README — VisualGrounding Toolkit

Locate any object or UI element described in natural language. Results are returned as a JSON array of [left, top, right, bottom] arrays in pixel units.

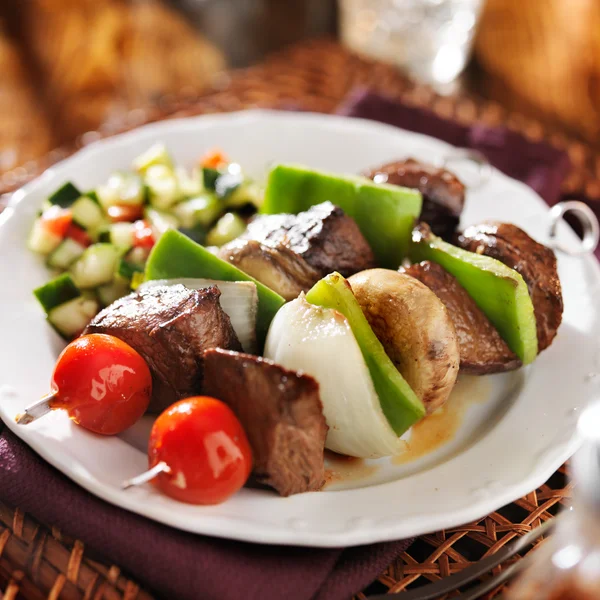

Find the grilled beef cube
[[218, 240, 322, 301], [218, 202, 375, 299], [203, 348, 327, 497], [364, 158, 465, 239], [457, 222, 563, 352], [402, 261, 521, 374], [85, 285, 241, 413]]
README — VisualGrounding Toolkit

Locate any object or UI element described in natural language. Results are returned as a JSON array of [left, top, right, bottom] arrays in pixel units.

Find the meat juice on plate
[[324, 375, 491, 486]]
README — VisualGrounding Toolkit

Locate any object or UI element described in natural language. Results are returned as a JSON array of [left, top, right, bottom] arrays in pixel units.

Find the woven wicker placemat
[[0, 39, 586, 599]]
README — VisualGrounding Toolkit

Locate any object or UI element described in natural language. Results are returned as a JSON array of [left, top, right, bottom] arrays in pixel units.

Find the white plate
[[1, 110, 599, 547]]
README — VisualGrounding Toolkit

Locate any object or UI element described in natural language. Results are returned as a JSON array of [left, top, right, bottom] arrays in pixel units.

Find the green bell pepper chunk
[[306, 272, 425, 436], [261, 164, 422, 268], [409, 225, 538, 364], [145, 229, 285, 346]]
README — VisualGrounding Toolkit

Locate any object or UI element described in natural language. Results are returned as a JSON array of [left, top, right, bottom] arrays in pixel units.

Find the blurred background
[[1, 0, 600, 189]]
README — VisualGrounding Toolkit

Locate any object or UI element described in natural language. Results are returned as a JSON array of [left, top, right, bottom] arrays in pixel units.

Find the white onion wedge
[[141, 278, 258, 354], [264, 296, 405, 458]]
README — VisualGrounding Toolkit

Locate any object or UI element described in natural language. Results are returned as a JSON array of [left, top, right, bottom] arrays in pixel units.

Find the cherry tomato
[[107, 204, 144, 223], [132, 220, 155, 249], [148, 396, 252, 505], [50, 334, 152, 435], [200, 149, 228, 170], [41, 206, 72, 237], [66, 223, 92, 247]]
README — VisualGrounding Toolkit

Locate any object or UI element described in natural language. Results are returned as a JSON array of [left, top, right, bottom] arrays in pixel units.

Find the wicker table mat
[[0, 39, 586, 599]]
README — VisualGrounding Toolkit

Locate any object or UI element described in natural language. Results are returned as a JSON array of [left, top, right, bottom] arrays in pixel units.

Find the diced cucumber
[[48, 295, 99, 339], [27, 219, 63, 255], [175, 166, 203, 198], [206, 213, 246, 247], [106, 222, 134, 250], [70, 244, 121, 288], [34, 273, 81, 312], [224, 180, 263, 209], [48, 182, 81, 208], [97, 277, 131, 307], [215, 170, 243, 200], [202, 167, 220, 191], [85, 190, 100, 203], [71, 195, 104, 230], [145, 207, 179, 236], [132, 143, 173, 174], [145, 165, 181, 210], [173, 195, 221, 228], [47, 238, 87, 270], [96, 172, 145, 209], [118, 258, 144, 280], [127, 246, 150, 267]]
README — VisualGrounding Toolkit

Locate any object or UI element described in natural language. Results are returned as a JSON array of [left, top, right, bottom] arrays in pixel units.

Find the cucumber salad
[[28, 145, 261, 339]]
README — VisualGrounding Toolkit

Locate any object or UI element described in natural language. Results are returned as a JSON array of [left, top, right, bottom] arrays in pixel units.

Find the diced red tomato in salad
[[132, 220, 155, 249], [107, 204, 144, 223], [200, 149, 228, 170], [66, 224, 92, 247], [41, 206, 72, 237]]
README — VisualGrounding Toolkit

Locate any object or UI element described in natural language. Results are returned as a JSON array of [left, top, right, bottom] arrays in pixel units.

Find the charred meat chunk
[[364, 158, 465, 239], [401, 261, 521, 374], [218, 202, 375, 299], [84, 285, 241, 413], [457, 223, 563, 352], [218, 240, 322, 301], [203, 348, 327, 496]]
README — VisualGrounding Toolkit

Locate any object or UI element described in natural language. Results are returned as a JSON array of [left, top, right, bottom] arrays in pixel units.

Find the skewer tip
[[15, 393, 55, 426], [121, 461, 171, 490]]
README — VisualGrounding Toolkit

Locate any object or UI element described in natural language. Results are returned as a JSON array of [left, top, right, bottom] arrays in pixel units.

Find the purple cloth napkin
[[0, 90, 578, 600], [0, 423, 408, 600], [338, 88, 572, 207]]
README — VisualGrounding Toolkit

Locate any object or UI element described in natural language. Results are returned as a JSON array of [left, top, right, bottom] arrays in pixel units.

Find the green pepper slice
[[145, 229, 285, 346], [261, 164, 422, 268], [409, 224, 538, 364]]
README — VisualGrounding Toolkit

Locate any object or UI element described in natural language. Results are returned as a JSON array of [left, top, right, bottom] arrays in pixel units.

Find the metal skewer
[[121, 461, 171, 490], [15, 393, 57, 425]]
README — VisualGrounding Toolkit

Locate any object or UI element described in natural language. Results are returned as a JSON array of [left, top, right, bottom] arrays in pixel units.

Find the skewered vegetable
[[264, 296, 407, 458], [17, 334, 152, 435], [123, 396, 252, 505], [261, 164, 422, 267], [145, 229, 285, 345], [348, 269, 459, 414], [305, 273, 425, 436], [409, 223, 538, 364]]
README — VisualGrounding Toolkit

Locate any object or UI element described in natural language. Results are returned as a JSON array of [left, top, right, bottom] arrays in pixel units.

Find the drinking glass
[[338, 0, 486, 86]]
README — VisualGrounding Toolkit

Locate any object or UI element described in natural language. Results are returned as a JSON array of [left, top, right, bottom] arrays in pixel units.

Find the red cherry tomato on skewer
[[50, 334, 152, 434], [41, 206, 72, 237], [24, 334, 152, 435], [147, 396, 252, 505]]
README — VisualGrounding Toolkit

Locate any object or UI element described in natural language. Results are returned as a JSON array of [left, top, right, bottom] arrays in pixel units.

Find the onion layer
[[264, 296, 405, 458]]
